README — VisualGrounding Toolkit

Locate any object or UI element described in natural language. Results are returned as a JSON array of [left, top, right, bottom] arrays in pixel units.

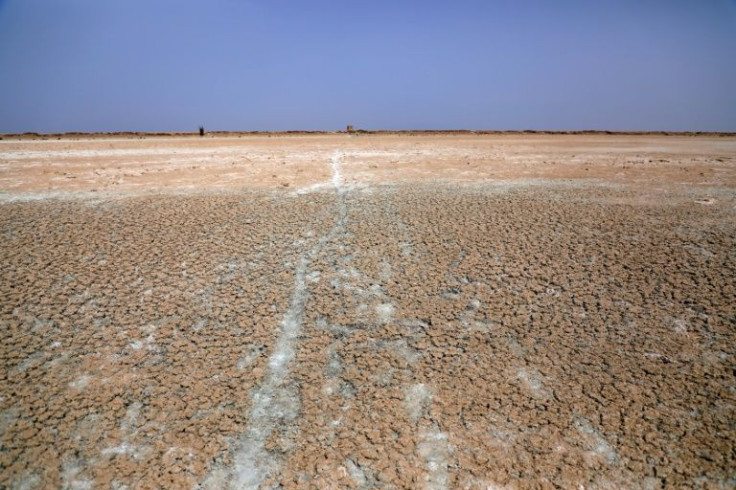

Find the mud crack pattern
[[1, 180, 735, 488]]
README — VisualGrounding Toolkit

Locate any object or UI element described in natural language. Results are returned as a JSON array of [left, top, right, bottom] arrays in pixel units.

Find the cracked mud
[[1, 135, 735, 489]]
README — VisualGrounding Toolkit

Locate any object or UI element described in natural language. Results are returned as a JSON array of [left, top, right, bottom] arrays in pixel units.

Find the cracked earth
[[1, 134, 735, 489]]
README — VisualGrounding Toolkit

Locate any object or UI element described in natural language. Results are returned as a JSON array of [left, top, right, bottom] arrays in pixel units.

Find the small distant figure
[[346, 125, 354, 133], [199, 125, 205, 137]]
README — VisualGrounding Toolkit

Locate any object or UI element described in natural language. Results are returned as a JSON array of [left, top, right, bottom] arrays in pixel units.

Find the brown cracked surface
[[1, 135, 735, 489]]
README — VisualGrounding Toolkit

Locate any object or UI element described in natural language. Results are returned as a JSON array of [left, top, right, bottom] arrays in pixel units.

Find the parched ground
[[1, 134, 735, 489]]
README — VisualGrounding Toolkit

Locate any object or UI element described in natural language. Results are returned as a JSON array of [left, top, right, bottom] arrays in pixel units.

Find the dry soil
[[1, 134, 735, 489]]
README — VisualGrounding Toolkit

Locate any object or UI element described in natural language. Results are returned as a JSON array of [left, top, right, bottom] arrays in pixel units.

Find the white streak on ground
[[517, 367, 552, 401], [375, 303, 395, 324], [574, 416, 619, 465], [404, 383, 433, 423], [100, 443, 150, 460], [292, 182, 331, 195], [61, 454, 93, 490], [417, 430, 451, 490], [227, 152, 347, 489], [404, 383, 452, 489], [331, 152, 343, 190]]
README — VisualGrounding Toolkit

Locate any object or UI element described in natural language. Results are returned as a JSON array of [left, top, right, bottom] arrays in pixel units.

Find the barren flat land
[[1, 134, 735, 489]]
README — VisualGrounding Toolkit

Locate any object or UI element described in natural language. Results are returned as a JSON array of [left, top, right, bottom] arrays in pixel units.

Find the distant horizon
[[2, 0, 735, 133], [4, 128, 736, 137]]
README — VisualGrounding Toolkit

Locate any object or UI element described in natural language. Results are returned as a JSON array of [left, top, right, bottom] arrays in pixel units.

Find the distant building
[[347, 125, 354, 133]]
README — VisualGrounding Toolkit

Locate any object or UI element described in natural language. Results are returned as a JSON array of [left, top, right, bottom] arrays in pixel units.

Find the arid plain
[[1, 134, 735, 489]]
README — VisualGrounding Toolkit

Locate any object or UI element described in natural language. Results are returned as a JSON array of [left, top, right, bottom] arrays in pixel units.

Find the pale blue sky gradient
[[1, 0, 735, 132]]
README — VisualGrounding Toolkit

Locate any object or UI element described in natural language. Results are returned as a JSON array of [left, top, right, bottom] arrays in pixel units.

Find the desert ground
[[0, 133, 734, 489]]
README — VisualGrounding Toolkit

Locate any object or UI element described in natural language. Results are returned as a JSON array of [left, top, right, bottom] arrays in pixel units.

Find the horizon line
[[3, 129, 736, 138]]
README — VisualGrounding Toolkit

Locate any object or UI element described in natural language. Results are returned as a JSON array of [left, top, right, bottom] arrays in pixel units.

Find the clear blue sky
[[1, 0, 735, 132]]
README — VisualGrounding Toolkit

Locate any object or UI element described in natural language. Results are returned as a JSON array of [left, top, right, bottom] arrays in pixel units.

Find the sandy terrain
[[1, 134, 734, 197], [1, 134, 735, 489]]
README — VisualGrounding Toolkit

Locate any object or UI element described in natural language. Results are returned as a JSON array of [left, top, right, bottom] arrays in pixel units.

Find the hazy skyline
[[1, 0, 735, 133]]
